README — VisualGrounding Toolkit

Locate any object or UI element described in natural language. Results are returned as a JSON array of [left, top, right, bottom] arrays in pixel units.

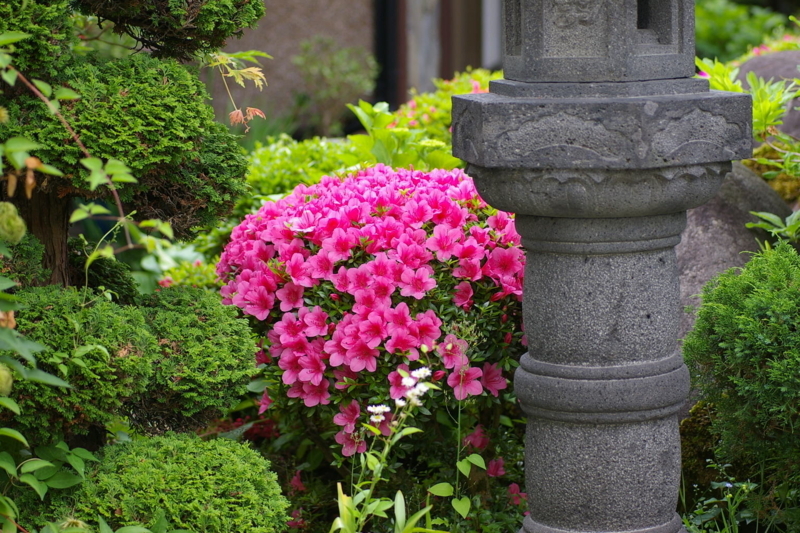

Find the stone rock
[[677, 162, 792, 339], [737, 50, 800, 138]]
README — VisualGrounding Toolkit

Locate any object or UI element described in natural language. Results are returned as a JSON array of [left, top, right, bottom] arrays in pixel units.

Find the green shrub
[[131, 287, 256, 433], [683, 242, 800, 485], [0, 234, 50, 288], [70, 0, 266, 60], [68, 238, 139, 305], [695, 0, 786, 62], [1, 53, 248, 240], [0, 0, 77, 82], [1, 286, 157, 446], [23, 433, 289, 532], [160, 258, 222, 290]]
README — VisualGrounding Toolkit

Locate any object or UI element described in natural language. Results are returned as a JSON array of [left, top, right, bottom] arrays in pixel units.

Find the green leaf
[[427, 483, 454, 497], [73, 344, 109, 360], [43, 471, 82, 489], [34, 445, 66, 462], [37, 163, 63, 176], [0, 397, 19, 415], [32, 79, 52, 98], [466, 453, 486, 470], [246, 378, 269, 393], [70, 447, 99, 463], [4, 137, 40, 152], [54, 87, 80, 100], [19, 367, 70, 387], [451, 496, 471, 519], [65, 453, 85, 477], [104, 159, 131, 175], [0, 428, 28, 447], [115, 526, 152, 533], [97, 517, 114, 533], [0, 452, 16, 478], [1, 69, 17, 87], [19, 473, 47, 500], [0, 32, 30, 47], [455, 458, 471, 477], [20, 459, 54, 474], [0, 277, 16, 292], [80, 157, 103, 172]]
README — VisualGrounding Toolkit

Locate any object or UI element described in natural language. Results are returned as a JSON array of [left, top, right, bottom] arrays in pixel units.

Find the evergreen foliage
[[1, 53, 248, 239], [70, 0, 266, 60], [131, 286, 256, 433], [684, 242, 800, 486], [0, 234, 50, 288], [1, 286, 157, 446], [22, 433, 289, 532], [68, 238, 139, 305]]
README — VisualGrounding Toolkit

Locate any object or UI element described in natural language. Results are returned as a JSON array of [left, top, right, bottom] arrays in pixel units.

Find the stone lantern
[[452, 1, 751, 533]]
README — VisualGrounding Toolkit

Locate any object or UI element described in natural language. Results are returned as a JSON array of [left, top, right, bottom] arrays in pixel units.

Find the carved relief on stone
[[551, 0, 605, 29]]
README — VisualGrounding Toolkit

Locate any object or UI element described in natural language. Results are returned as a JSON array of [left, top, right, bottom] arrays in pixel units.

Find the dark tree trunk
[[12, 190, 71, 286]]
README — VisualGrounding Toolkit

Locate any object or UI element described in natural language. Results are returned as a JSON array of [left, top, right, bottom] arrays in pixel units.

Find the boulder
[[736, 50, 800, 138], [677, 162, 792, 339]]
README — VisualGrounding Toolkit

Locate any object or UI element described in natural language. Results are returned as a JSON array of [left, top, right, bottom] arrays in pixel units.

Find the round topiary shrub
[[130, 286, 256, 433], [24, 432, 289, 532], [683, 242, 800, 485], [71, 0, 266, 60], [1, 286, 157, 446], [0, 52, 248, 240]]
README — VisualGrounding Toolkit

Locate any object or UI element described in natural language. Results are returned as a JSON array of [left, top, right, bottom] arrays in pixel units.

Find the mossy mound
[[21, 433, 289, 532], [1, 286, 157, 446], [0, 53, 248, 240], [129, 286, 256, 433]]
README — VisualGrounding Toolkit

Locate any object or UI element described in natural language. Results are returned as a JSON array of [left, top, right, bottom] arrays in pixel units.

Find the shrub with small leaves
[[70, 0, 266, 60], [68, 238, 139, 305], [0, 233, 50, 288], [684, 242, 800, 486], [1, 286, 157, 446], [130, 286, 257, 433], [21, 432, 289, 533]]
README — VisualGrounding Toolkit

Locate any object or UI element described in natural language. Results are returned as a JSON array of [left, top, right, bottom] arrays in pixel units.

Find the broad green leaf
[[54, 87, 80, 100], [427, 483, 454, 497], [70, 447, 99, 462], [455, 458, 471, 477], [74, 344, 109, 360], [110, 173, 137, 184], [0, 278, 16, 291], [37, 163, 63, 176], [44, 471, 82, 489], [365, 451, 379, 472], [0, 32, 30, 47], [115, 527, 152, 533], [246, 378, 269, 393], [80, 157, 103, 172], [19, 473, 47, 500], [97, 517, 114, 533], [32, 465, 58, 480], [65, 453, 85, 477], [4, 137, 40, 152], [32, 79, 52, 98], [19, 367, 70, 388], [0, 428, 28, 447], [20, 459, 54, 474], [451, 496, 471, 519], [466, 453, 486, 470], [88, 169, 108, 190], [104, 159, 130, 174], [0, 452, 16, 478], [394, 491, 406, 532], [1, 69, 17, 87], [0, 397, 19, 415]]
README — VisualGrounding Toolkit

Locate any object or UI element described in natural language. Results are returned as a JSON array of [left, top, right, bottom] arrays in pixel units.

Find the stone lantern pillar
[[452, 2, 751, 533]]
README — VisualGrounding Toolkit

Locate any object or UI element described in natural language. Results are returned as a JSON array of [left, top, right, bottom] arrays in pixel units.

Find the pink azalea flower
[[485, 247, 524, 279], [333, 368, 359, 390], [487, 457, 506, 477], [359, 311, 389, 348], [274, 313, 307, 347], [335, 429, 367, 457], [400, 266, 437, 299], [243, 286, 275, 320], [453, 281, 474, 309], [307, 250, 336, 279], [346, 340, 380, 372], [333, 400, 361, 433], [278, 350, 303, 385], [388, 364, 412, 399], [437, 334, 469, 369], [426, 225, 463, 261], [481, 362, 508, 397], [299, 380, 331, 407], [276, 282, 304, 312], [463, 425, 489, 450], [321, 227, 358, 261], [447, 364, 483, 400], [285, 253, 314, 287], [508, 483, 527, 506], [301, 306, 329, 337], [290, 470, 306, 493], [258, 390, 273, 414], [385, 302, 413, 336], [453, 258, 483, 281], [298, 353, 326, 386]]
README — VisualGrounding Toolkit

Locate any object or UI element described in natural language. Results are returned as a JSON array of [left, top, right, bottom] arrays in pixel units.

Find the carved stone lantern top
[[502, 0, 695, 83]]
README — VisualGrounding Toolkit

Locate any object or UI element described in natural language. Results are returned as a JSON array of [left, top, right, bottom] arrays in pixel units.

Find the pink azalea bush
[[217, 164, 525, 467]]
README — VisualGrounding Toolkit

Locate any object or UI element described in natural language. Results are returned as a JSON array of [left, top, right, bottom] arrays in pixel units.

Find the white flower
[[401, 376, 417, 388], [411, 367, 431, 379], [395, 398, 407, 407], [367, 404, 391, 414], [370, 414, 385, 424]]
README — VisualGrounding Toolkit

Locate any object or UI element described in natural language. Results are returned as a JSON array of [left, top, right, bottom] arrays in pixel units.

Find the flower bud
[[0, 364, 13, 396], [432, 370, 446, 382], [0, 202, 26, 244]]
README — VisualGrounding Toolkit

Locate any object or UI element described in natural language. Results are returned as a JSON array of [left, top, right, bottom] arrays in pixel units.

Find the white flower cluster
[[368, 404, 391, 424]]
